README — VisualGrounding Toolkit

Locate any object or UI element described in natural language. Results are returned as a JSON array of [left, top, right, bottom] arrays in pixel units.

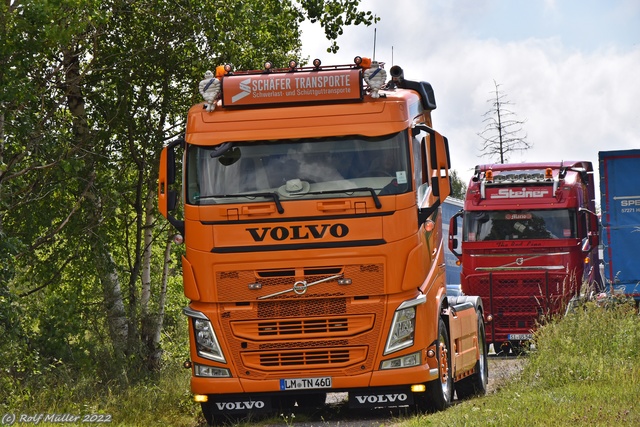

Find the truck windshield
[[186, 132, 411, 205], [463, 209, 577, 241]]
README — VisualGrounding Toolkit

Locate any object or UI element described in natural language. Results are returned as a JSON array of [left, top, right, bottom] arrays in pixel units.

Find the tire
[[418, 318, 454, 412], [455, 313, 488, 399]]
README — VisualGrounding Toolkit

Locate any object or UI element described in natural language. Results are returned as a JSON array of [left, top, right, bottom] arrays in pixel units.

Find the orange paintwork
[[159, 63, 481, 403]]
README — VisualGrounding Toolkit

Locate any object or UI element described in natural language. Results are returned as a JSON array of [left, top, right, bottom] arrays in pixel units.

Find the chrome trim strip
[[182, 306, 208, 320], [476, 266, 566, 271], [470, 252, 570, 258], [257, 274, 342, 300], [397, 293, 427, 310]]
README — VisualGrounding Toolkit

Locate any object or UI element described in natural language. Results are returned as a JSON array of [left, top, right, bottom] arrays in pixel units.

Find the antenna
[[372, 27, 377, 61], [392, 46, 394, 66]]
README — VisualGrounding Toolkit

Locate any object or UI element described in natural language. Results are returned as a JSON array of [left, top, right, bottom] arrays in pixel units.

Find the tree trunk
[[63, 46, 129, 358]]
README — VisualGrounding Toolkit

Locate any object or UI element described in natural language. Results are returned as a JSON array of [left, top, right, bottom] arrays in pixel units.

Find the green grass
[[3, 361, 203, 427], [4, 300, 638, 426], [400, 299, 640, 427]]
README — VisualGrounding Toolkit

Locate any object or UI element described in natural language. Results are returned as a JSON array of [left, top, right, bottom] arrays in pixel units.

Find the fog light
[[194, 394, 208, 403], [194, 363, 231, 378], [380, 351, 421, 370], [411, 384, 426, 393]]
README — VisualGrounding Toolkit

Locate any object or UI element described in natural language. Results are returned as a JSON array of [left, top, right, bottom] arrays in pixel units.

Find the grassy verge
[[400, 299, 640, 426], [3, 361, 202, 427], [4, 300, 638, 426]]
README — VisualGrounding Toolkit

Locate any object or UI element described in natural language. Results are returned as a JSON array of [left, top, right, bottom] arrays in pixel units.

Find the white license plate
[[279, 376, 332, 390], [508, 334, 532, 340]]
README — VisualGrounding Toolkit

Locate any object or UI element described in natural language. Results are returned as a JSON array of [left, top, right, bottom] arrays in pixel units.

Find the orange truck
[[158, 56, 487, 425]]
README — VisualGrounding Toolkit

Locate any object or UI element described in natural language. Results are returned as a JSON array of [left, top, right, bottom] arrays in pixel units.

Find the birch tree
[[478, 80, 531, 164], [0, 0, 377, 385]]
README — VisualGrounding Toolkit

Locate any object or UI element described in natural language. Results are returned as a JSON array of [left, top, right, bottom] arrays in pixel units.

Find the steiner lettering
[[491, 188, 550, 199]]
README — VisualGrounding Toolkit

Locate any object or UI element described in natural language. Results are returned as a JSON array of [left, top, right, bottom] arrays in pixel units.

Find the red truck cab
[[449, 162, 601, 354]]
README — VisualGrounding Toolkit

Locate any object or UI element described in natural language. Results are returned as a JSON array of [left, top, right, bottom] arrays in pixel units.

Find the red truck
[[448, 162, 601, 354]]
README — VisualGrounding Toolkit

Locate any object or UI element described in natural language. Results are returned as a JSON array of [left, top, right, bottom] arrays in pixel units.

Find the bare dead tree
[[477, 80, 531, 164]]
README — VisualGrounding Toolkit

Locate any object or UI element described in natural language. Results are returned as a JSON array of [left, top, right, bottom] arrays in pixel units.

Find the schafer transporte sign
[[221, 69, 363, 106]]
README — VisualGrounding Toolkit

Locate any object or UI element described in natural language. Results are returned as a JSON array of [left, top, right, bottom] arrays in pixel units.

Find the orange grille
[[216, 263, 385, 378], [242, 347, 368, 370], [258, 298, 347, 318], [232, 314, 374, 340], [216, 264, 384, 301]]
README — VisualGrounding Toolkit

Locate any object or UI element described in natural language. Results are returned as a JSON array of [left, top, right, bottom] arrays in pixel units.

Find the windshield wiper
[[196, 192, 284, 214], [306, 187, 382, 209]]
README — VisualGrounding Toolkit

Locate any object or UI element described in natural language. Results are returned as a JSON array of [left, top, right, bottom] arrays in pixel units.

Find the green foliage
[[400, 301, 640, 427], [296, 0, 379, 53], [1, 0, 376, 416], [449, 169, 467, 200], [524, 300, 640, 388]]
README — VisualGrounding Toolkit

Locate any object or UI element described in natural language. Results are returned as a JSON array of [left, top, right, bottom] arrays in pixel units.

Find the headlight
[[383, 294, 426, 355], [380, 351, 422, 370], [184, 307, 226, 363]]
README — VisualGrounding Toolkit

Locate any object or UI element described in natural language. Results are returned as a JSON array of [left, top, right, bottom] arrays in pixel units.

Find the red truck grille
[[465, 272, 577, 340]]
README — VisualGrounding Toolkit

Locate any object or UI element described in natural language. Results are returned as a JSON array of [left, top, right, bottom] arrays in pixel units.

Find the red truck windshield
[[463, 209, 577, 241], [185, 132, 411, 205]]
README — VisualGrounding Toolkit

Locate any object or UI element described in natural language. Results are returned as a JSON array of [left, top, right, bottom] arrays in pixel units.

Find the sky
[[300, 0, 640, 201]]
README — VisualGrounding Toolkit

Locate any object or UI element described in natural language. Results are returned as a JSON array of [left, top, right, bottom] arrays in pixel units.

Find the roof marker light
[[215, 65, 226, 78], [288, 60, 298, 71], [354, 56, 363, 66], [313, 58, 322, 69], [485, 169, 494, 182], [545, 168, 553, 180], [263, 61, 273, 73]]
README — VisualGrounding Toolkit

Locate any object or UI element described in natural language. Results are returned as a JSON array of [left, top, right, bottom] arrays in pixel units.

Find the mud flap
[[348, 386, 414, 409], [206, 394, 273, 414]]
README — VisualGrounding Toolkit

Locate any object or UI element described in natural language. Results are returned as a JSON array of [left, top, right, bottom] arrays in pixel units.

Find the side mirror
[[448, 210, 463, 258], [578, 207, 600, 250], [158, 138, 185, 233]]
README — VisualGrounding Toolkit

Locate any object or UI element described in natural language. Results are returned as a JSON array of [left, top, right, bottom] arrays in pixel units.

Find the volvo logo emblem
[[516, 257, 524, 266], [257, 274, 342, 300], [292, 281, 308, 295]]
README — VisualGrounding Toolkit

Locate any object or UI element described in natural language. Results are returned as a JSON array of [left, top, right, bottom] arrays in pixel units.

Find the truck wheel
[[419, 318, 453, 412], [455, 313, 488, 399]]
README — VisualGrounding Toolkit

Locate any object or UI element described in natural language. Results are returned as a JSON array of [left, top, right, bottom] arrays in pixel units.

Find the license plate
[[508, 333, 532, 340], [279, 377, 332, 390]]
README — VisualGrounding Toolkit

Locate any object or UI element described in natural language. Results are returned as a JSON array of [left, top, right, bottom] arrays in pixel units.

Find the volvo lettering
[[246, 224, 349, 241]]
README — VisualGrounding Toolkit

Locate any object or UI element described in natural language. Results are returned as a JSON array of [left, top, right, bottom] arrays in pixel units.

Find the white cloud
[[300, 0, 640, 197]]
